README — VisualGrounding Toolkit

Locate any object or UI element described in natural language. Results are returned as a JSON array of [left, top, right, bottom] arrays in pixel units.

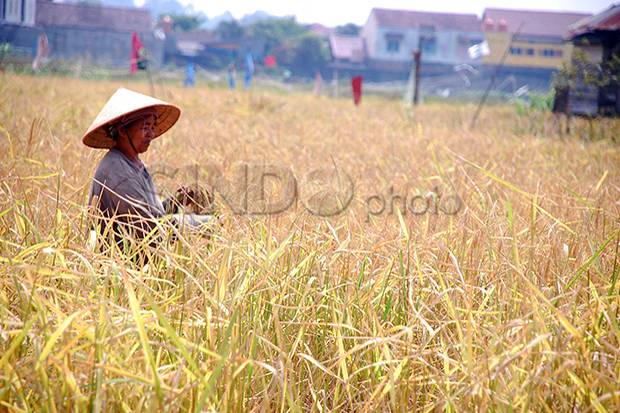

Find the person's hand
[[175, 186, 195, 206], [174, 185, 216, 213]]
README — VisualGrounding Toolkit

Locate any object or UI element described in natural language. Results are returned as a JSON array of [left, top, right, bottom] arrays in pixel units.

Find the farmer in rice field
[[82, 88, 214, 246]]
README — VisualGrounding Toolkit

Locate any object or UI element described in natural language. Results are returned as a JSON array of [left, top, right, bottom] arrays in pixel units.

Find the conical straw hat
[[82, 88, 181, 149]]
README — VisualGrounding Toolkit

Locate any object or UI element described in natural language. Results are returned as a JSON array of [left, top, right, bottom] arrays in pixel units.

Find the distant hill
[[139, 0, 206, 20], [99, 1, 276, 30], [240, 11, 276, 26]]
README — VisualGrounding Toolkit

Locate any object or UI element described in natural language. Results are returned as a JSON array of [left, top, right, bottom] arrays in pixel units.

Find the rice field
[[1, 73, 619, 412]]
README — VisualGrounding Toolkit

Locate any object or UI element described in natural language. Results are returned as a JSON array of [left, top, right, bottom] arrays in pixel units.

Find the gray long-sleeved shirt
[[88, 149, 212, 239], [89, 149, 166, 219]]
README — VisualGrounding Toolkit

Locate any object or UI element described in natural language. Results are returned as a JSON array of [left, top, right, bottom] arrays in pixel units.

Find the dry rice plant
[[0, 73, 619, 412]]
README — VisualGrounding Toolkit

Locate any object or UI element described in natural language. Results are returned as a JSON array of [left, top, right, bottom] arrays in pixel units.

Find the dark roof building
[[29, 0, 163, 68], [36, 0, 151, 32], [2, 1, 163, 69], [168, 29, 240, 67], [568, 3, 620, 38], [566, 4, 620, 116]]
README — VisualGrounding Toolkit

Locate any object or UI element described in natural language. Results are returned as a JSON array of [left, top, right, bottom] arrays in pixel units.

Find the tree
[[335, 23, 361, 36], [553, 49, 620, 90], [216, 20, 244, 40], [163, 13, 206, 32], [247, 17, 308, 55], [287, 34, 329, 77]]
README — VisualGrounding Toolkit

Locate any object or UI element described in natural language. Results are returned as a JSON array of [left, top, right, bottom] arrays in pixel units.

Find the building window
[[4, 0, 21, 22], [24, 0, 34, 25], [420, 34, 437, 55], [387, 39, 400, 52], [1, 0, 5, 20], [510, 47, 522, 55], [385, 33, 403, 53], [419, 25, 437, 55], [526, 48, 534, 56], [540, 48, 562, 57]]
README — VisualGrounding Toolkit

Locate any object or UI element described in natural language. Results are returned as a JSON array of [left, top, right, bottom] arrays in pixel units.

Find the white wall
[[361, 11, 484, 65], [360, 13, 377, 60]]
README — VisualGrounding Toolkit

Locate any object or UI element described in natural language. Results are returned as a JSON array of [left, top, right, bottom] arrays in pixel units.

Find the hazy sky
[[139, 0, 615, 26]]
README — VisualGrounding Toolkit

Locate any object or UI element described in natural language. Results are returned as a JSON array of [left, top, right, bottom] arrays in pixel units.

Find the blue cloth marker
[[184, 63, 195, 87]]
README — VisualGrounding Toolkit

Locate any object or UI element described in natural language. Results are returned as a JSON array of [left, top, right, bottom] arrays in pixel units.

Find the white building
[[360, 8, 483, 65]]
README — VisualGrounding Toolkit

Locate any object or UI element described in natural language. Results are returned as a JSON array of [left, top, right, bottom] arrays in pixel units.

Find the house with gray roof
[[1, 0, 163, 69], [36, 0, 163, 67], [327, 8, 484, 81], [361, 8, 484, 66]]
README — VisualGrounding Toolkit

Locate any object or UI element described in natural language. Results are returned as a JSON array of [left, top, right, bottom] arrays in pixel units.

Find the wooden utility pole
[[413, 49, 422, 105], [470, 23, 524, 128], [332, 68, 339, 99], [146, 62, 156, 97], [138, 46, 156, 97]]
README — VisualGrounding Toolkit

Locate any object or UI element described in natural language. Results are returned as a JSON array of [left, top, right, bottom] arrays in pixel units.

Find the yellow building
[[482, 8, 590, 69]]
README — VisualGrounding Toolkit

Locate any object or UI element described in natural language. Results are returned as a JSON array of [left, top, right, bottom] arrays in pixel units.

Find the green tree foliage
[[277, 34, 329, 77], [216, 20, 245, 40], [247, 17, 309, 55], [554, 48, 620, 89], [335, 23, 361, 36], [163, 13, 206, 32]]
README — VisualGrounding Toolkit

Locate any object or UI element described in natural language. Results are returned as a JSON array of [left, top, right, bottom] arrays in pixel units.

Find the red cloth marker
[[264, 55, 277, 67], [130, 32, 144, 74], [351, 75, 362, 106]]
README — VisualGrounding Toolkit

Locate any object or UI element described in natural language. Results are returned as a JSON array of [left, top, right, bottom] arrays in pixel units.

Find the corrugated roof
[[35, 0, 152, 32], [176, 30, 218, 43], [370, 8, 480, 32], [329, 35, 365, 62], [568, 4, 620, 36], [483, 8, 590, 38]]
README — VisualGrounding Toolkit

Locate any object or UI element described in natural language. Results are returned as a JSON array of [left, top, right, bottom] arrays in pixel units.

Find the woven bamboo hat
[[82, 88, 181, 149]]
